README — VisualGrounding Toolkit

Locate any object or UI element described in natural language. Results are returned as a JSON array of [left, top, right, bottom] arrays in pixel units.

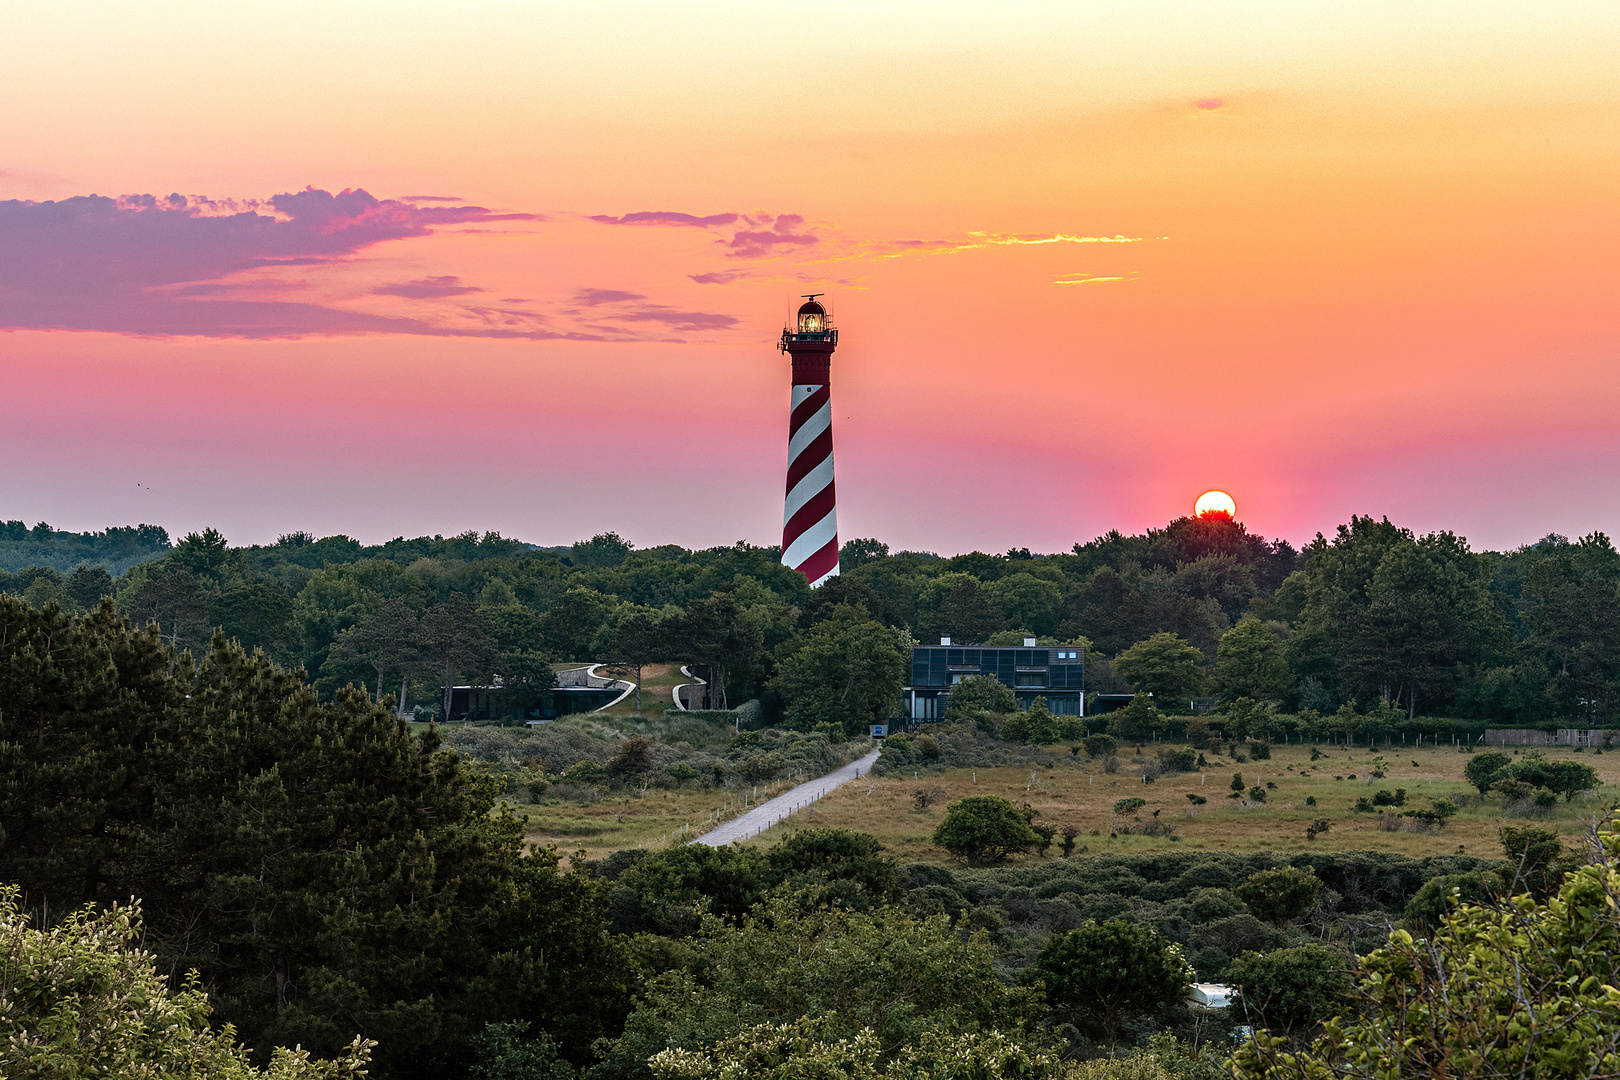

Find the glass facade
[[906, 644, 1084, 721]]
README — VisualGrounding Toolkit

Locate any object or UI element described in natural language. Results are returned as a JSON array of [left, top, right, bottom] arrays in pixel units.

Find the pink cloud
[[373, 275, 484, 299], [723, 213, 819, 259], [0, 187, 544, 338], [569, 287, 738, 332], [575, 288, 646, 305], [689, 270, 749, 284], [590, 210, 739, 227], [1196, 98, 1225, 110]]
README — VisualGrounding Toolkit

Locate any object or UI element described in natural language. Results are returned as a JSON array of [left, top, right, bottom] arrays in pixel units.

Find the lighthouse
[[779, 295, 840, 587]]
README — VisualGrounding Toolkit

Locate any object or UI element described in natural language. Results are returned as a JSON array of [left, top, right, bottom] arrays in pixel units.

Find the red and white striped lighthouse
[[779, 295, 840, 587]]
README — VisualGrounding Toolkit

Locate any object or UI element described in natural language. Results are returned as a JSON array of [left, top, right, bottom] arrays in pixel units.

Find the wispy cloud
[[831, 231, 1158, 265], [374, 275, 483, 299], [973, 232, 1148, 247], [723, 213, 819, 259], [689, 269, 749, 285], [575, 288, 646, 305], [1, 186, 1157, 343], [590, 210, 740, 227], [1053, 272, 1139, 285], [0, 187, 548, 339], [587, 206, 827, 262], [569, 287, 738, 332]]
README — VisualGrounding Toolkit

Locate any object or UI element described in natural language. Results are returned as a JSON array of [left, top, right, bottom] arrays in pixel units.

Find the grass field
[[512, 739, 1620, 865], [765, 742, 1620, 863], [512, 773, 806, 860]]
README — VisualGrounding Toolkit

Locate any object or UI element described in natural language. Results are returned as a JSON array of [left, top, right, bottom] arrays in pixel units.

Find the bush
[[1402, 872, 1492, 934], [607, 736, 654, 778], [1084, 733, 1119, 758], [0, 886, 373, 1079], [648, 1017, 1058, 1080], [1158, 747, 1197, 774], [738, 751, 786, 783], [1226, 944, 1352, 1039], [932, 796, 1042, 864], [1107, 693, 1164, 742], [1235, 866, 1322, 926], [944, 674, 1018, 720], [564, 759, 608, 786], [1231, 814, 1620, 1080], [1021, 918, 1193, 1049]]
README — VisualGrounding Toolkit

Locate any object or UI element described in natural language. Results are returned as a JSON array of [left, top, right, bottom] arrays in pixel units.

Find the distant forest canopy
[[1, 513, 1617, 724], [0, 519, 172, 575]]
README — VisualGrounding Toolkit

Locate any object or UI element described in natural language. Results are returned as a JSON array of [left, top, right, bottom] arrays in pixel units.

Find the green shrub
[[1235, 866, 1322, 926], [1021, 918, 1192, 1049], [1231, 815, 1620, 1080], [0, 886, 373, 1079], [932, 796, 1042, 864]]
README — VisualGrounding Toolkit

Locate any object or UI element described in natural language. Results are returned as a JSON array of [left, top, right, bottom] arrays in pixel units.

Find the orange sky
[[2, 2, 1617, 553]]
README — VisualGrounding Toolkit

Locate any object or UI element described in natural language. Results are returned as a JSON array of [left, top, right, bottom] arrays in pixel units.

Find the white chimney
[[940, 636, 951, 646], [1024, 636, 1037, 647]]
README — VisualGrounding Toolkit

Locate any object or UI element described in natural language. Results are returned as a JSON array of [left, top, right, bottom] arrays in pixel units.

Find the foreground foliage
[[590, 894, 1039, 1080], [0, 885, 372, 1079], [1022, 919, 1193, 1048], [648, 1017, 1057, 1080], [1230, 814, 1620, 1080], [0, 597, 635, 1080]]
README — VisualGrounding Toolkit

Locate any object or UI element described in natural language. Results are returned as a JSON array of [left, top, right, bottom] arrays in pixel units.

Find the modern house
[[904, 636, 1084, 722], [446, 666, 631, 722]]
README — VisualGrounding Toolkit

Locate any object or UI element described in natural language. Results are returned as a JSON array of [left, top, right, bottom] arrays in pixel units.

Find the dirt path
[[693, 747, 883, 847]]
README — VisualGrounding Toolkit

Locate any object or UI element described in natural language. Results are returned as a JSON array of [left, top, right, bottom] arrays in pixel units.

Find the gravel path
[[693, 746, 882, 847]]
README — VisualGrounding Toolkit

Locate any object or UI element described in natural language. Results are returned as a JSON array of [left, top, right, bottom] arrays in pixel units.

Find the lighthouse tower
[[779, 295, 840, 587]]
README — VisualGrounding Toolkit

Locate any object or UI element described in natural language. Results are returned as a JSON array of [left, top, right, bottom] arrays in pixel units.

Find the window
[[1016, 673, 1046, 687]]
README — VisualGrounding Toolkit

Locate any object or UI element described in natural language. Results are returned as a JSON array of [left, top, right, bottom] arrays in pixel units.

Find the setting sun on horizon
[[1195, 491, 1237, 519]]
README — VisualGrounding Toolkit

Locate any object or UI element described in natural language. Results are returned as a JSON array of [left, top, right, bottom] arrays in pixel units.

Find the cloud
[[568, 286, 738, 332], [1196, 98, 1225, 110], [688, 270, 749, 285], [723, 214, 820, 259], [575, 288, 647, 306], [0, 187, 544, 338], [1053, 273, 1135, 285], [373, 275, 483, 299], [969, 232, 1148, 247], [820, 231, 1157, 267], [590, 210, 739, 227], [605, 308, 739, 332]]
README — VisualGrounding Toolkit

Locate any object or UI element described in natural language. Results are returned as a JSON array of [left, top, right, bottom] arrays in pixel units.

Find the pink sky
[[2, 3, 1617, 555]]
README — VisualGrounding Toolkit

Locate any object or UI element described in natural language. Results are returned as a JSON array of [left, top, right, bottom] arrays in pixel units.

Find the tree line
[[3, 511, 1619, 727]]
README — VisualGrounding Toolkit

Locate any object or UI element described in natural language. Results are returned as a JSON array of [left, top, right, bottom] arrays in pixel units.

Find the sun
[[1195, 490, 1236, 519]]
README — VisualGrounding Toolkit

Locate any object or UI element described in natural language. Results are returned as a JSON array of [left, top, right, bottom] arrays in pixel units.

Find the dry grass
[[503, 737, 1620, 865], [720, 742, 1620, 864], [515, 775, 800, 860]]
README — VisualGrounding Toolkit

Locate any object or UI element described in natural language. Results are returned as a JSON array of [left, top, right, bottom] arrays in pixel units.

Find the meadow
[[507, 734, 1620, 864]]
